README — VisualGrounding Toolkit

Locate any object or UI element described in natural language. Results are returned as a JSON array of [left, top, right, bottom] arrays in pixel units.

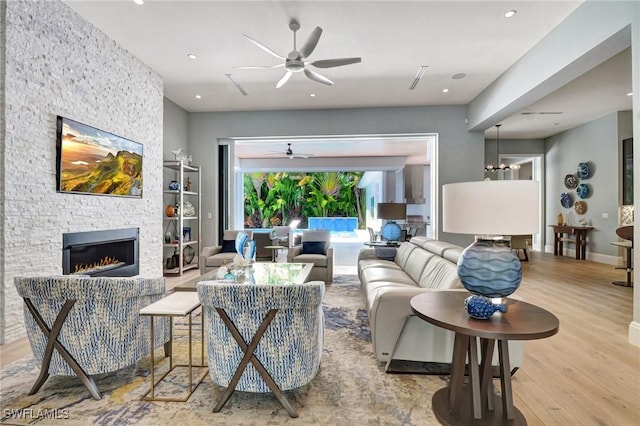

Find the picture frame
[[56, 116, 143, 198], [183, 227, 192, 242]]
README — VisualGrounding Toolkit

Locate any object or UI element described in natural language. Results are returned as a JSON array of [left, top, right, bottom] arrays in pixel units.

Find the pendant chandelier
[[484, 124, 510, 172]]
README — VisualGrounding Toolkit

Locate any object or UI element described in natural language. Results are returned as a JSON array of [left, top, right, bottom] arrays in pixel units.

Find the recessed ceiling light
[[310, 93, 316, 97], [627, 92, 633, 96], [504, 10, 517, 18], [195, 95, 202, 99], [451, 73, 466, 80], [133, 0, 144, 5], [442, 88, 449, 93], [187, 53, 197, 60]]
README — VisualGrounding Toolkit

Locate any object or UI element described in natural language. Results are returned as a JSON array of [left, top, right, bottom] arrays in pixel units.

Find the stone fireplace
[[62, 228, 139, 277]]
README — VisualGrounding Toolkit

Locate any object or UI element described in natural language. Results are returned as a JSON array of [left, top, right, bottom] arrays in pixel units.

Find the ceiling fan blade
[[276, 71, 293, 88], [304, 68, 334, 86], [299, 26, 323, 58], [309, 57, 362, 68], [242, 33, 286, 60], [234, 64, 284, 70]]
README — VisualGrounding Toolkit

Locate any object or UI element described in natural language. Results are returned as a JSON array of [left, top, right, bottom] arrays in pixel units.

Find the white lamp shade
[[443, 180, 540, 236]]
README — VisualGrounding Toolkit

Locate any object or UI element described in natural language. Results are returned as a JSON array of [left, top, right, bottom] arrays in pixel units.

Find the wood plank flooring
[[1, 252, 638, 425]]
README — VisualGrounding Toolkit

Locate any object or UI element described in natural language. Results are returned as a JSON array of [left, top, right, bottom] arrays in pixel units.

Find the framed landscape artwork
[[56, 116, 143, 198]]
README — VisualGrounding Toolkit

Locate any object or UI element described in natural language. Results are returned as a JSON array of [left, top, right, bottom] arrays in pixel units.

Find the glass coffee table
[[173, 262, 313, 292]]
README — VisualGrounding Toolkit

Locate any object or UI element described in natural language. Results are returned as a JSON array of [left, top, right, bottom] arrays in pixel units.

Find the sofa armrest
[[287, 245, 302, 262], [369, 287, 466, 361], [357, 247, 377, 262], [200, 246, 222, 273]]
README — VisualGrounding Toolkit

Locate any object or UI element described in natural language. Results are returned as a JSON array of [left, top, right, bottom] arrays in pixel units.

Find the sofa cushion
[[417, 257, 462, 289], [292, 253, 328, 267], [205, 252, 237, 267], [301, 241, 327, 255], [360, 267, 416, 286], [358, 258, 402, 271], [221, 239, 236, 253], [393, 243, 417, 269], [402, 249, 436, 283]]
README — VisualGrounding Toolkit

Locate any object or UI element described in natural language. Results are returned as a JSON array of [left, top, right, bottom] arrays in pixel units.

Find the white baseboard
[[543, 245, 620, 265], [628, 321, 640, 347]]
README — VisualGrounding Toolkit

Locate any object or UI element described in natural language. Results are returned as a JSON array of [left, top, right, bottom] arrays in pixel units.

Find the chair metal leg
[[24, 298, 102, 400], [213, 308, 298, 418]]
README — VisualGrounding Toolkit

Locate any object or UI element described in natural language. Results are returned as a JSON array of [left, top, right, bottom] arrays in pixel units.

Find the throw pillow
[[221, 239, 236, 253], [301, 241, 326, 255]]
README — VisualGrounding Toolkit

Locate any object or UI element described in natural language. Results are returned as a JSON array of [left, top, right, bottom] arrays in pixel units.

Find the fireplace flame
[[74, 256, 122, 274]]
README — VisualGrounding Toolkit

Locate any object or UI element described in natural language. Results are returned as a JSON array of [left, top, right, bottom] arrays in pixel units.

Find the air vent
[[521, 111, 563, 115]]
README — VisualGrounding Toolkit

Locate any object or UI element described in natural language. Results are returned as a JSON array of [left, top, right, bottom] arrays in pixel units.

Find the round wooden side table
[[410, 291, 559, 425]]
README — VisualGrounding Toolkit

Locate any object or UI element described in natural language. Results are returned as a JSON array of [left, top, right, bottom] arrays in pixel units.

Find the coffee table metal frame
[[139, 292, 208, 402]]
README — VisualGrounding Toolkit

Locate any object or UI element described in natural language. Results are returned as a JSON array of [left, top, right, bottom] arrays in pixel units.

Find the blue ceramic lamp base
[[458, 238, 522, 319]]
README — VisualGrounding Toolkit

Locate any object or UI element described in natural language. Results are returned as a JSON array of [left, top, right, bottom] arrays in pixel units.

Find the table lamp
[[377, 202, 407, 241], [443, 180, 539, 319]]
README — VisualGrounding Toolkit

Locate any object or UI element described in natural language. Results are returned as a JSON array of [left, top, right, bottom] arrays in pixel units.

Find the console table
[[550, 225, 594, 260], [410, 291, 559, 425]]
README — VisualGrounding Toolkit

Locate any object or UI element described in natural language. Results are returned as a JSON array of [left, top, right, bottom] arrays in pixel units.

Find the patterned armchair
[[14, 276, 170, 399], [197, 280, 325, 417], [287, 230, 333, 282]]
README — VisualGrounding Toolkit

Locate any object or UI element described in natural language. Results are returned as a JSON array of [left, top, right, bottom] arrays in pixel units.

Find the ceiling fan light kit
[[236, 19, 361, 88]]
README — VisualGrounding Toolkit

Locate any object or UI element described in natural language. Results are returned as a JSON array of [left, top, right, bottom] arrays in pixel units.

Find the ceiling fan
[[236, 19, 361, 88], [266, 143, 314, 159]]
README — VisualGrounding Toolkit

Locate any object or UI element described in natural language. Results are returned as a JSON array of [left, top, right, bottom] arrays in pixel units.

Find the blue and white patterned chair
[[197, 280, 325, 417], [14, 276, 170, 399]]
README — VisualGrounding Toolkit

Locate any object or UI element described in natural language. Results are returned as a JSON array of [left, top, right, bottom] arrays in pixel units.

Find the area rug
[[0, 275, 445, 425]]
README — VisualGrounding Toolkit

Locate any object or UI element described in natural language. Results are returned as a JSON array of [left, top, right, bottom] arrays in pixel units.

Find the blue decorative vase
[[458, 240, 522, 298], [464, 295, 508, 319], [381, 221, 402, 241], [168, 180, 180, 191]]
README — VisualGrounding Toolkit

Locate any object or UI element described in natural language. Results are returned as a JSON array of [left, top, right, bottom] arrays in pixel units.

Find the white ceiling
[[62, 0, 632, 159]]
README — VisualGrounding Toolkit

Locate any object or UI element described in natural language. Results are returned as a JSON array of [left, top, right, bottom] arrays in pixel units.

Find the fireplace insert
[[62, 228, 139, 277]]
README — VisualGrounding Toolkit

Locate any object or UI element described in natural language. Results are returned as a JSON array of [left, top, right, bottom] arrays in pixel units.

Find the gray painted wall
[[184, 106, 484, 249], [545, 111, 632, 258]]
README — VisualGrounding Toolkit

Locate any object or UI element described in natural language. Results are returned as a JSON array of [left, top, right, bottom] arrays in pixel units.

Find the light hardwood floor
[[1, 252, 638, 424]]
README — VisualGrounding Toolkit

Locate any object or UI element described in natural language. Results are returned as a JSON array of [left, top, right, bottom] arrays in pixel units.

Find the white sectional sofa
[[358, 236, 523, 372]]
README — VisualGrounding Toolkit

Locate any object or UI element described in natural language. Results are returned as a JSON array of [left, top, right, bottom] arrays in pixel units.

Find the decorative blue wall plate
[[577, 162, 592, 179], [577, 183, 590, 199], [560, 192, 573, 208]]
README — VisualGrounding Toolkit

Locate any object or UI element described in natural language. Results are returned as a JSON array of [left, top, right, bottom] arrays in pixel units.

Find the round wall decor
[[560, 192, 573, 208], [575, 201, 587, 215], [576, 183, 591, 199], [577, 162, 592, 179], [564, 174, 578, 189]]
